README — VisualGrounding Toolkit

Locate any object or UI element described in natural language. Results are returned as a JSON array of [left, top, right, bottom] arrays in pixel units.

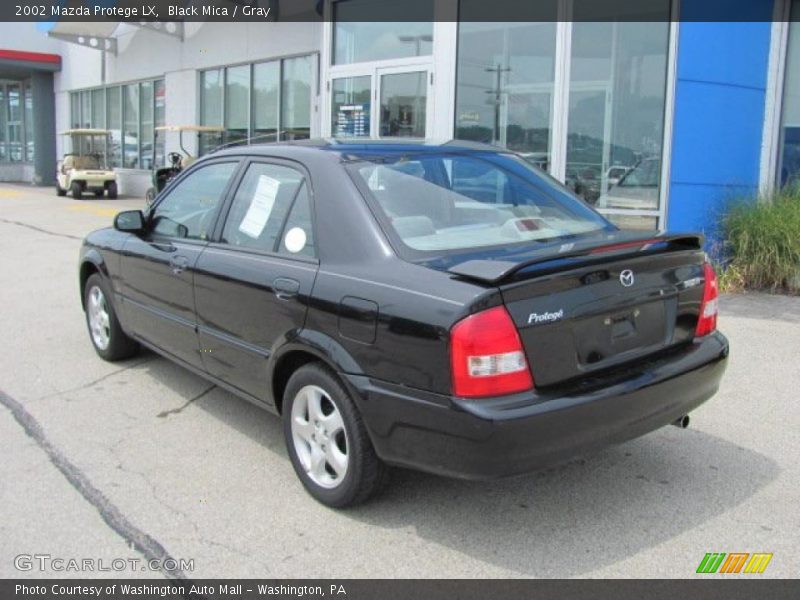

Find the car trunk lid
[[447, 232, 708, 387]]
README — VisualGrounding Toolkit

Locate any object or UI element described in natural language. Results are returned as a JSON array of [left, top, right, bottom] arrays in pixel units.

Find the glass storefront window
[[24, 82, 33, 162], [123, 84, 140, 168], [331, 76, 371, 138], [80, 91, 91, 129], [333, 1, 433, 65], [200, 69, 224, 155], [70, 80, 161, 169], [379, 71, 427, 138], [225, 65, 251, 147], [282, 56, 312, 140], [454, 1, 671, 230], [70, 92, 80, 128], [567, 6, 670, 218], [0, 86, 6, 161], [456, 17, 558, 168], [253, 61, 280, 143], [7, 84, 22, 162], [199, 55, 314, 154], [0, 81, 34, 164], [91, 88, 105, 130], [779, 0, 800, 187], [107, 86, 122, 168], [154, 80, 166, 167], [140, 81, 154, 169]]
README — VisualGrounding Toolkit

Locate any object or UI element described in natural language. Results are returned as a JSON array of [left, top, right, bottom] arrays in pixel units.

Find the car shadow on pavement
[[136, 353, 779, 578], [351, 431, 778, 577]]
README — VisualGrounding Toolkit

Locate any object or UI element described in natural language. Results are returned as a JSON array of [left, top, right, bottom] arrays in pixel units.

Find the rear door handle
[[169, 255, 189, 275], [273, 277, 300, 300]]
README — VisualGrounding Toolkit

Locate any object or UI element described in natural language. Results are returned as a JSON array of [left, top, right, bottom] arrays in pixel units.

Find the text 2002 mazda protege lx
[[79, 141, 728, 507]]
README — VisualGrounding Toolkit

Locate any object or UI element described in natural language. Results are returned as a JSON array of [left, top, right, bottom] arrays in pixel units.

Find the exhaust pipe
[[672, 415, 690, 429]]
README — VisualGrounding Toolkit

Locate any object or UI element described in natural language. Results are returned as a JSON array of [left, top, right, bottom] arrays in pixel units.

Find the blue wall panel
[[667, 0, 774, 242]]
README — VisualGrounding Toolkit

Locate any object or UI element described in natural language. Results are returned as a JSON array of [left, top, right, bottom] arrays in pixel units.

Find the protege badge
[[527, 309, 564, 325]]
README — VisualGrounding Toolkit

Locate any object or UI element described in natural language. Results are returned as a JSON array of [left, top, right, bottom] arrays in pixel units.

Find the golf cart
[[57, 129, 118, 200], [145, 125, 223, 204]]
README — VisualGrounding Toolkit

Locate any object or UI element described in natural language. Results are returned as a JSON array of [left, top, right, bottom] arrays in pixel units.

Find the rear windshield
[[348, 152, 610, 255]]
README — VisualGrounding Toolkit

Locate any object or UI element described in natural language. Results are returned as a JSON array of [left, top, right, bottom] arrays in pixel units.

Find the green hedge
[[722, 185, 800, 293]]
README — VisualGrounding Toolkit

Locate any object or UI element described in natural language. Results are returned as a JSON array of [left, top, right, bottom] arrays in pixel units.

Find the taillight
[[450, 306, 534, 398], [695, 262, 719, 337]]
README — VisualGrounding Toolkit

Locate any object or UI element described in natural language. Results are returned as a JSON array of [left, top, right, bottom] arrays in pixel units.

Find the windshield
[[618, 159, 660, 188], [349, 152, 610, 255]]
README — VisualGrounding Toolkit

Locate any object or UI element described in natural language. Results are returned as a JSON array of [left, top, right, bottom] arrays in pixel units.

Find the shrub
[[722, 185, 800, 293]]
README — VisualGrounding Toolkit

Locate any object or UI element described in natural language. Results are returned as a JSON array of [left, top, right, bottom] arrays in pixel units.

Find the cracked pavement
[[0, 182, 798, 578]]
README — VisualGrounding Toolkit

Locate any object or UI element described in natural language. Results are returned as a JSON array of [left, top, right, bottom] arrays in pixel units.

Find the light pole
[[485, 64, 511, 145]]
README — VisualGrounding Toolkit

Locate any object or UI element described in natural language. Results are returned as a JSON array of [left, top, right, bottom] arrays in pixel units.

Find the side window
[[151, 162, 237, 240], [221, 162, 312, 256], [278, 182, 315, 258]]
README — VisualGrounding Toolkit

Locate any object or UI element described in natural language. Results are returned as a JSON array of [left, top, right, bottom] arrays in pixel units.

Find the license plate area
[[575, 300, 667, 366]]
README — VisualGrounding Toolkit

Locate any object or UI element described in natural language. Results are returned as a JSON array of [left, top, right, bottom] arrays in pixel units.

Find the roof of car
[[208, 138, 509, 161]]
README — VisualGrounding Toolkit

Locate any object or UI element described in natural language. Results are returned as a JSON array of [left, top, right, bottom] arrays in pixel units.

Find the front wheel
[[84, 274, 138, 361], [107, 181, 118, 199], [283, 364, 387, 508], [56, 182, 67, 196]]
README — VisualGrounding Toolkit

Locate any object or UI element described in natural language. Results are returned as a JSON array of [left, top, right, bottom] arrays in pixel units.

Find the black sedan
[[79, 140, 728, 507]]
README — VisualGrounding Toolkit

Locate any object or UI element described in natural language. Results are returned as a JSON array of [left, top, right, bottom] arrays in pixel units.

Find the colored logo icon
[[696, 552, 773, 574]]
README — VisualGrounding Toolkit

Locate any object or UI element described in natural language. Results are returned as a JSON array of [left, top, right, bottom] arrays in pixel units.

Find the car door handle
[[273, 277, 300, 300], [169, 255, 189, 275]]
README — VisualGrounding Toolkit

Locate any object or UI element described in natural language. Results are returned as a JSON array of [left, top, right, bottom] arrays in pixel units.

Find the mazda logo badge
[[620, 269, 635, 287]]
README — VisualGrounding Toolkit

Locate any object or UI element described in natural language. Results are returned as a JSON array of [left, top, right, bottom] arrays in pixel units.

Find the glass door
[[376, 67, 432, 139], [329, 65, 433, 139]]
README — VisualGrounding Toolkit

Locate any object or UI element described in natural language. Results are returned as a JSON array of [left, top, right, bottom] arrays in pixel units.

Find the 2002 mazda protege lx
[[79, 140, 729, 507]]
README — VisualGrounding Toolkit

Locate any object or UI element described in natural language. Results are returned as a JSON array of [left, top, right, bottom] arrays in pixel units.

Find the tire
[[56, 183, 67, 197], [71, 181, 83, 200], [84, 273, 138, 361], [107, 181, 118, 199], [283, 363, 387, 508], [94, 190, 104, 198]]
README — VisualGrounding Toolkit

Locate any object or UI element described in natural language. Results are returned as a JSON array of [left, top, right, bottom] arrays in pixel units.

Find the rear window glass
[[349, 153, 609, 253]]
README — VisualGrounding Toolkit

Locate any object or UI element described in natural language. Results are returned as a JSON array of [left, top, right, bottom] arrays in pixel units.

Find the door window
[[379, 71, 427, 138], [151, 162, 238, 240], [278, 182, 315, 258], [221, 162, 314, 257]]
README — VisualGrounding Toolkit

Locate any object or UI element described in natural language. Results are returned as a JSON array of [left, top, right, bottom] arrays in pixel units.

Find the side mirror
[[114, 210, 145, 233]]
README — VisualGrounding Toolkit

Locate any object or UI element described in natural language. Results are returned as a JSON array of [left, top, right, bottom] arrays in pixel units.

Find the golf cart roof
[[59, 129, 111, 136], [155, 125, 224, 133]]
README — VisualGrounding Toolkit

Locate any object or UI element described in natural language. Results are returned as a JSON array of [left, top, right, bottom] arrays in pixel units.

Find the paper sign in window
[[238, 175, 281, 239]]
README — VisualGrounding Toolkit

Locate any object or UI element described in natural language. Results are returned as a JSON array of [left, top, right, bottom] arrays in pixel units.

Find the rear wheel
[[283, 363, 387, 508], [84, 274, 138, 361], [94, 190, 104, 198], [71, 181, 83, 200], [107, 181, 118, 199]]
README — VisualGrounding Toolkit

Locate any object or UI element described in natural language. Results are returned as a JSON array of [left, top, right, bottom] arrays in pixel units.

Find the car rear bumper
[[344, 331, 728, 480]]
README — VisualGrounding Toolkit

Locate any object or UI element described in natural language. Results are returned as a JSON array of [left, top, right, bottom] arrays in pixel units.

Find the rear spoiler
[[448, 233, 704, 285]]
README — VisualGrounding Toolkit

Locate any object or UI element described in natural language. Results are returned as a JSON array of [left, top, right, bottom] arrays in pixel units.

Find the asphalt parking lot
[[0, 181, 798, 579]]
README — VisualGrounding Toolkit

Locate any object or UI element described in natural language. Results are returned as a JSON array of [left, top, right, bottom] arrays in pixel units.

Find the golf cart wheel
[[56, 183, 66, 197], [107, 182, 118, 199], [94, 190, 104, 198], [71, 181, 83, 200]]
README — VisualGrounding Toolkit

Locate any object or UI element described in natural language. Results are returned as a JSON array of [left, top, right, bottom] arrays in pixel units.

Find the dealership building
[[0, 0, 799, 240]]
